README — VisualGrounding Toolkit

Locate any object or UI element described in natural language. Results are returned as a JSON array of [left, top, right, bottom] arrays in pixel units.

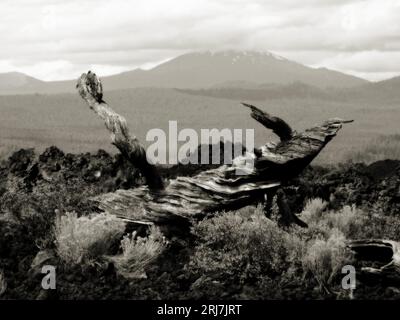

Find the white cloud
[[0, 0, 399, 80]]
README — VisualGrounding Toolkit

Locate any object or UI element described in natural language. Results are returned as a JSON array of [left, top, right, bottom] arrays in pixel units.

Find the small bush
[[55, 212, 126, 265], [323, 205, 362, 237], [109, 226, 168, 279], [302, 203, 362, 239], [302, 229, 353, 292], [301, 198, 327, 223], [187, 205, 297, 284], [187, 202, 364, 298], [351, 211, 400, 241]]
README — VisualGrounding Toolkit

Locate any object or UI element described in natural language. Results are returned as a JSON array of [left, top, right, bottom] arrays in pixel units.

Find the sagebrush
[[54, 212, 126, 265], [108, 226, 168, 279]]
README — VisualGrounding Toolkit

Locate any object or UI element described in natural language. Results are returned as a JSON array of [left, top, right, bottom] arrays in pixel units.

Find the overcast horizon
[[1, 0, 400, 82]]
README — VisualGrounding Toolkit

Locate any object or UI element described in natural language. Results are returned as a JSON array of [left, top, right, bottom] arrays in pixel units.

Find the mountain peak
[[181, 49, 287, 61], [142, 49, 365, 89], [152, 49, 293, 74]]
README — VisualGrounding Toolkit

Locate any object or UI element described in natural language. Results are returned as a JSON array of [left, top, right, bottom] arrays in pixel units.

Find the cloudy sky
[[1, 0, 400, 81]]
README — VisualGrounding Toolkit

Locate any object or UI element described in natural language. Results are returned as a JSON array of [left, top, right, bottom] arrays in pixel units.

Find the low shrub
[[54, 212, 126, 265], [322, 205, 362, 237], [302, 229, 353, 292], [186, 205, 299, 285], [301, 202, 363, 240], [351, 211, 400, 241], [301, 198, 327, 223], [108, 226, 168, 279], [187, 201, 364, 298]]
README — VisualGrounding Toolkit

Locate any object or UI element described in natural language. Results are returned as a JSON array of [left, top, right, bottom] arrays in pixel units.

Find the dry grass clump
[[54, 211, 168, 278], [301, 198, 327, 223], [302, 201, 363, 239], [322, 205, 362, 237], [302, 229, 353, 292], [108, 226, 168, 279], [300, 203, 358, 292], [55, 212, 126, 265]]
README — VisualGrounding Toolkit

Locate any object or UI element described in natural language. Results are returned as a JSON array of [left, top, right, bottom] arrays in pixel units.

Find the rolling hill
[[356, 75, 400, 101], [0, 72, 45, 94], [177, 73, 400, 103]]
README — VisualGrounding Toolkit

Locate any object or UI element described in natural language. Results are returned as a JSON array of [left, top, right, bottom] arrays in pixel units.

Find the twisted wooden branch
[[76, 71, 352, 225], [77, 71, 164, 190], [241, 102, 293, 142]]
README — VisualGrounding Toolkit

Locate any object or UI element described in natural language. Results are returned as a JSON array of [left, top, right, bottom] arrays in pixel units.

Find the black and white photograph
[[0, 0, 400, 309]]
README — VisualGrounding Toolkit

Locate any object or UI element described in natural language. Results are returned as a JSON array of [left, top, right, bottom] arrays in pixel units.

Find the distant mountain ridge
[[0, 72, 44, 91], [0, 50, 369, 95], [178, 73, 400, 102], [178, 82, 332, 101]]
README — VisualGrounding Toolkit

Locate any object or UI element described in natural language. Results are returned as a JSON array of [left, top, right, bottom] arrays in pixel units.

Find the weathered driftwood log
[[76, 71, 164, 190], [349, 239, 400, 284], [77, 71, 352, 226]]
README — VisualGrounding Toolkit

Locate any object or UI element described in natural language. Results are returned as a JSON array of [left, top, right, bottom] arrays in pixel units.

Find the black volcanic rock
[[291, 161, 400, 215], [364, 159, 400, 181], [7, 148, 35, 175], [1, 146, 399, 217]]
